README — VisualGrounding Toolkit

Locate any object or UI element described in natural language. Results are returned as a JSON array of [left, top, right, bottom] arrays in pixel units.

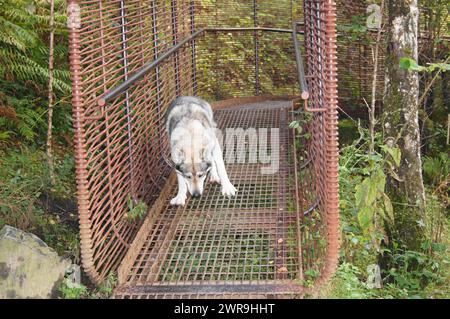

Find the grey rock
[[0, 225, 71, 299], [366, 264, 382, 289], [65, 264, 82, 288]]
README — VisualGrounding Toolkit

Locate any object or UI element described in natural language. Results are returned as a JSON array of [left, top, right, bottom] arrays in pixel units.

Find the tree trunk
[[369, 0, 385, 154], [46, 0, 56, 185], [383, 0, 426, 250]]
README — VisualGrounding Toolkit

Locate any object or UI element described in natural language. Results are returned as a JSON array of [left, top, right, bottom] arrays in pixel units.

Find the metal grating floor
[[114, 101, 305, 298]]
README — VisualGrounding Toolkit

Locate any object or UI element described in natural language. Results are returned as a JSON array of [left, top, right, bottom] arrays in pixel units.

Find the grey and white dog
[[166, 96, 237, 206]]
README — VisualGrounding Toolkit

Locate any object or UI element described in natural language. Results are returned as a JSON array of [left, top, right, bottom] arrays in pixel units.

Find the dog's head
[[171, 134, 213, 198]]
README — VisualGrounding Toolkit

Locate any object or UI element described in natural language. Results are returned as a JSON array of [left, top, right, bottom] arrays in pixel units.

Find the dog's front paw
[[221, 182, 237, 197], [170, 194, 186, 206]]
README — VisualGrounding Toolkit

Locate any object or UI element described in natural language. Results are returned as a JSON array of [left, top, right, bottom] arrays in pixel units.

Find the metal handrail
[[98, 28, 206, 107], [97, 26, 310, 107], [292, 22, 309, 101], [292, 22, 326, 112]]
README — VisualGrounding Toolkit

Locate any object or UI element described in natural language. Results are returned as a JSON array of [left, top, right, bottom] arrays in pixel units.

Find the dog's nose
[[192, 191, 201, 198]]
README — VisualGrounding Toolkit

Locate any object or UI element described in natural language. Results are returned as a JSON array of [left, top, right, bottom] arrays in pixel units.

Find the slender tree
[[383, 0, 426, 250], [46, 0, 56, 185], [368, 0, 385, 154]]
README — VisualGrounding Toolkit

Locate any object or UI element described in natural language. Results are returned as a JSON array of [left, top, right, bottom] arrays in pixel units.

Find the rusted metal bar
[[275, 108, 288, 280], [171, 0, 181, 96], [189, 0, 197, 95], [151, 0, 162, 118], [209, 27, 302, 33], [97, 28, 206, 106], [253, 0, 260, 95], [291, 103, 304, 281], [119, 0, 136, 199], [115, 283, 304, 295], [67, 0, 97, 283], [150, 0, 167, 170]]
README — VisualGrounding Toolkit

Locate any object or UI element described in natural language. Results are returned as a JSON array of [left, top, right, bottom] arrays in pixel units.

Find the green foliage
[[331, 243, 449, 299], [330, 263, 376, 299], [97, 272, 118, 297], [423, 153, 449, 214], [0, 90, 46, 143], [0, 0, 71, 146], [337, 15, 369, 43], [290, 111, 312, 156], [58, 272, 118, 299], [338, 119, 359, 146], [58, 279, 89, 299], [0, 0, 70, 93], [0, 148, 78, 257], [423, 152, 449, 187], [337, 118, 449, 299], [0, 0, 447, 300], [400, 57, 450, 73], [380, 243, 449, 298], [340, 123, 399, 253], [123, 195, 148, 222]]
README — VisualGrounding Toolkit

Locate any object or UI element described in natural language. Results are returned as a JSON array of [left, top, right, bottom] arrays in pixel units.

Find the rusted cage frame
[[98, 27, 309, 107], [68, 0, 340, 297]]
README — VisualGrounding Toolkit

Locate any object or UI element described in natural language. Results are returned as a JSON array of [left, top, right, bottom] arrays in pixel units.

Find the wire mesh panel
[[194, 0, 304, 99], [69, 0, 197, 282], [68, 0, 340, 297]]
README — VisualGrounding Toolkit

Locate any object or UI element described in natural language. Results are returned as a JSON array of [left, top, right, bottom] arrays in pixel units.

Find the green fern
[[0, 0, 71, 145], [0, 94, 45, 142], [0, 0, 70, 94], [423, 153, 450, 186]]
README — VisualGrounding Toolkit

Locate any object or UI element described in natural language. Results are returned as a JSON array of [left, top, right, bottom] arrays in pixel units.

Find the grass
[[0, 147, 79, 259], [58, 272, 118, 299]]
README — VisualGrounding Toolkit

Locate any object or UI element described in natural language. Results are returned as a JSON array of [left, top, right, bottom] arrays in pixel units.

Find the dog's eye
[[197, 172, 204, 178], [185, 174, 192, 179]]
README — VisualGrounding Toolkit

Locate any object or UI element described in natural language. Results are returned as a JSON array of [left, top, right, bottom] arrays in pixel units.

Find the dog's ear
[[200, 147, 207, 160], [172, 147, 185, 162], [201, 142, 214, 160]]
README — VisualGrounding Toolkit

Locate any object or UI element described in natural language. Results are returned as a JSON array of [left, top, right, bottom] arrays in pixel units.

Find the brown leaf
[[277, 267, 288, 273]]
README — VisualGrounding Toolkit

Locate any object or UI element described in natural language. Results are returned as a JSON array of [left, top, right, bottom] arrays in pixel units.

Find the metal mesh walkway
[[114, 101, 305, 298], [69, 0, 341, 297]]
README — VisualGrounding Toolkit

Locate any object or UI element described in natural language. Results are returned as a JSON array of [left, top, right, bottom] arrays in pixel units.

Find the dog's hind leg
[[170, 174, 187, 206], [212, 140, 237, 197]]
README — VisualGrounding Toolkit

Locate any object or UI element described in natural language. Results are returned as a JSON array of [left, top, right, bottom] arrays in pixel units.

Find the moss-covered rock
[[0, 225, 71, 298]]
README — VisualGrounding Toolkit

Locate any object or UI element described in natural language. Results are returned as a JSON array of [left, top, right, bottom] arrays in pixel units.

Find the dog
[[166, 96, 237, 206]]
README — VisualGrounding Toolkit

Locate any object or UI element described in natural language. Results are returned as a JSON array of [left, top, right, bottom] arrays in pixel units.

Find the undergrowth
[[58, 272, 118, 299], [329, 123, 449, 299], [0, 147, 79, 259]]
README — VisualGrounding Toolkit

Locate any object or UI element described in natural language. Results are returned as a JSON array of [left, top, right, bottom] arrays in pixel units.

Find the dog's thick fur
[[166, 96, 236, 206]]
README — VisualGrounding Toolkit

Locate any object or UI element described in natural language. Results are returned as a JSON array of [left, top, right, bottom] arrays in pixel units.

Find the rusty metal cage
[[68, 0, 339, 298]]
